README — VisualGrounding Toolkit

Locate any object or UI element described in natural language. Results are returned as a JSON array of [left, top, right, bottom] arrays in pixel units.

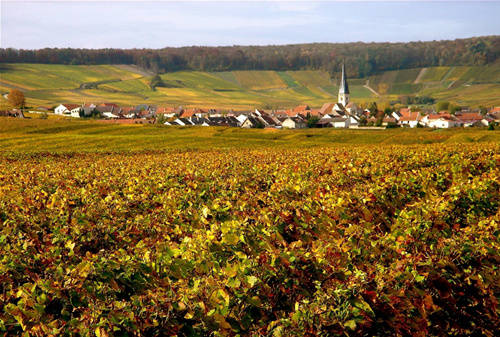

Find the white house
[[331, 117, 350, 128], [103, 112, 120, 119], [281, 117, 306, 129], [456, 112, 490, 127], [172, 118, 194, 126], [55, 104, 81, 117], [235, 114, 248, 125], [420, 113, 459, 128], [399, 111, 421, 128], [316, 117, 350, 128], [348, 115, 359, 127], [392, 111, 402, 121]]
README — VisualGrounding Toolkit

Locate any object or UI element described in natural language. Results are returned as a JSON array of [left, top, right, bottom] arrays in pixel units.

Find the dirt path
[[414, 67, 428, 84], [447, 80, 457, 89], [363, 80, 380, 97]]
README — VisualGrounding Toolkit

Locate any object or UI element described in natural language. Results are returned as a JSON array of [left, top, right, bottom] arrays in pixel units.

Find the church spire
[[339, 62, 349, 95], [338, 62, 350, 106]]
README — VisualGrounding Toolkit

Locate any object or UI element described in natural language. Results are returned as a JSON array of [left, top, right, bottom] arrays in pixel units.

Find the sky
[[1, 1, 499, 49]]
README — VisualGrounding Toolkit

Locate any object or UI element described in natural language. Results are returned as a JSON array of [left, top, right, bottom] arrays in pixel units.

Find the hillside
[[2, 36, 499, 77], [1, 63, 499, 109]]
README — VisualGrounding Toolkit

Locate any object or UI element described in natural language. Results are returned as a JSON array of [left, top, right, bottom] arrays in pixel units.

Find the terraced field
[[1, 63, 499, 109]]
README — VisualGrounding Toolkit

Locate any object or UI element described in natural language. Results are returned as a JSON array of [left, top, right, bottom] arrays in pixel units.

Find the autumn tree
[[7, 89, 25, 109]]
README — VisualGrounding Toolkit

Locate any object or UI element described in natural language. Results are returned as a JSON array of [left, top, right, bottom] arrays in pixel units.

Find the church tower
[[338, 63, 350, 106]]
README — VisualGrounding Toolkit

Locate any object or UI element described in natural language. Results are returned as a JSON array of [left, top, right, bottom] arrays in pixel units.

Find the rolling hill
[[1, 63, 499, 109]]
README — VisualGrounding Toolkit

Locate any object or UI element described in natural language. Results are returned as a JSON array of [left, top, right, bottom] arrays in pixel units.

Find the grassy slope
[[1, 63, 499, 109], [1, 118, 498, 155]]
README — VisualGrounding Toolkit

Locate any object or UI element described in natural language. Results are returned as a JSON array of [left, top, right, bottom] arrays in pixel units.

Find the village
[[7, 64, 500, 129]]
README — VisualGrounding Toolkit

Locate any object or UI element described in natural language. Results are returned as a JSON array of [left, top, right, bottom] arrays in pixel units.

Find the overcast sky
[[1, 1, 499, 49]]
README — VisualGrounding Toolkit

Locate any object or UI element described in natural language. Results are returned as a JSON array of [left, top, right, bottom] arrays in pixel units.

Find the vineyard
[[2, 63, 500, 109], [0, 141, 499, 335]]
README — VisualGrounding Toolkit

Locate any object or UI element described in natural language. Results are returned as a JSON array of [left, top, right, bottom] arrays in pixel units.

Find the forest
[[1, 36, 498, 78]]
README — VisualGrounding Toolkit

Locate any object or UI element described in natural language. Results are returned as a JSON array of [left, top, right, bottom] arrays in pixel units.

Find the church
[[338, 63, 349, 107], [317, 63, 360, 128]]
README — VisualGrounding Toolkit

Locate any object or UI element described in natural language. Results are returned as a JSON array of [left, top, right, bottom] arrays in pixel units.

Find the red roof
[[63, 104, 80, 110], [293, 105, 310, 113], [121, 107, 136, 114], [428, 113, 453, 120], [156, 106, 175, 114], [180, 108, 206, 117], [98, 103, 119, 108], [456, 112, 483, 121], [319, 103, 335, 115], [400, 111, 420, 121], [399, 108, 411, 115]]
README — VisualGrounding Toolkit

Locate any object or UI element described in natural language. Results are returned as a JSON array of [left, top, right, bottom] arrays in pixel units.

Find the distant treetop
[[1, 36, 498, 78]]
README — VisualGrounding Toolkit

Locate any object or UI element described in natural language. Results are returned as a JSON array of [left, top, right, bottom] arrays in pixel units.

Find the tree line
[[0, 36, 498, 78]]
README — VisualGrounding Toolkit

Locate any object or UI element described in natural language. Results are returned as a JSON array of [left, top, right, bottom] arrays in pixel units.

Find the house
[[241, 116, 265, 128], [172, 118, 194, 126], [207, 116, 240, 127], [156, 106, 176, 118], [319, 102, 336, 116], [316, 117, 350, 128], [180, 108, 197, 118], [235, 114, 248, 125], [55, 104, 81, 116], [281, 117, 306, 129], [488, 108, 500, 123], [422, 113, 461, 128], [259, 113, 281, 128], [392, 110, 402, 121], [346, 102, 360, 115], [349, 114, 360, 127], [272, 110, 293, 118], [293, 105, 310, 115], [456, 112, 489, 127], [399, 109, 421, 128], [121, 106, 140, 119], [82, 103, 96, 117], [97, 104, 122, 118], [382, 116, 397, 126], [254, 109, 266, 117], [0, 109, 24, 118], [190, 116, 211, 126]]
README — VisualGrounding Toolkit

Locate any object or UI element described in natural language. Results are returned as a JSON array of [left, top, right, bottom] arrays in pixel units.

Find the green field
[[1, 63, 499, 109]]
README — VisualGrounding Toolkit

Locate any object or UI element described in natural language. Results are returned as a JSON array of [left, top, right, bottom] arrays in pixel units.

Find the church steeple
[[338, 63, 350, 106]]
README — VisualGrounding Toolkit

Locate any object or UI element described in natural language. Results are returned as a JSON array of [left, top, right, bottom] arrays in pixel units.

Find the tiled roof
[[319, 103, 335, 115], [456, 112, 483, 121], [63, 104, 80, 110], [400, 111, 420, 121], [293, 105, 310, 113]]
